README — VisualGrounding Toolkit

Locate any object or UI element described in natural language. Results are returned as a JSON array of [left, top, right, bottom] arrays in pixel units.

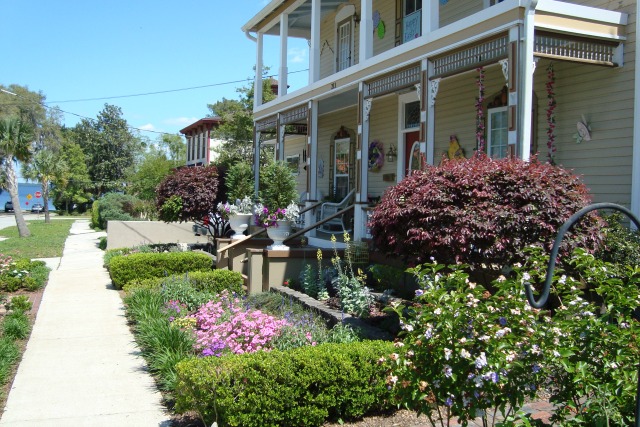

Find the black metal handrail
[[524, 202, 640, 426], [283, 205, 354, 243]]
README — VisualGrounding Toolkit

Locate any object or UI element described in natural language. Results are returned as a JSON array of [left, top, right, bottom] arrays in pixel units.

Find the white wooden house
[[242, 0, 635, 247]]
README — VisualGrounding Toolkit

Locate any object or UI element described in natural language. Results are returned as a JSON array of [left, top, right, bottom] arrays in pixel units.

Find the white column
[[354, 83, 370, 242], [254, 131, 261, 199], [254, 32, 264, 110], [426, 60, 437, 166], [518, 1, 538, 160], [423, 0, 439, 35], [279, 14, 289, 97], [359, 0, 373, 62], [309, 0, 321, 83]]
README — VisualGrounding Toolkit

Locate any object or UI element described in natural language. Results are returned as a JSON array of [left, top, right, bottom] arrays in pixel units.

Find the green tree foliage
[[0, 84, 46, 130], [51, 136, 92, 213], [73, 104, 144, 197], [207, 74, 275, 168], [0, 117, 34, 237], [156, 165, 219, 222], [225, 161, 254, 202], [158, 133, 186, 166], [259, 161, 298, 209], [126, 147, 175, 202]]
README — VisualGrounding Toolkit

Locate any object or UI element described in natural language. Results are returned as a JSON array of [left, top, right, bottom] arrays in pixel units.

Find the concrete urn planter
[[228, 213, 252, 239], [266, 220, 292, 250]]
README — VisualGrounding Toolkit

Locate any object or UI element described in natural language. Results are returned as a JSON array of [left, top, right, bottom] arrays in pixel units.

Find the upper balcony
[[242, 0, 627, 117]]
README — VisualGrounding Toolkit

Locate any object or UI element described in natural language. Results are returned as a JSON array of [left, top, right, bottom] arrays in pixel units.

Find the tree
[[158, 133, 186, 167], [22, 149, 67, 223], [126, 147, 174, 202], [73, 104, 144, 197], [155, 165, 219, 222], [207, 73, 275, 168], [0, 117, 35, 237], [51, 136, 92, 213]]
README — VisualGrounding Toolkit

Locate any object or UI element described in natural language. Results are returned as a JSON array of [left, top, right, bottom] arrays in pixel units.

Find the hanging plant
[[546, 63, 557, 164], [368, 140, 385, 172], [475, 67, 486, 153]]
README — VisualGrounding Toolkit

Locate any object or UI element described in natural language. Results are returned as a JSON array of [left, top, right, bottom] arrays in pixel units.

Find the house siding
[[283, 134, 308, 197], [367, 93, 399, 198], [440, 0, 484, 28]]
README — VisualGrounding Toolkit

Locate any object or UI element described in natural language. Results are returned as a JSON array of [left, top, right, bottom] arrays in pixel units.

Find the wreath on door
[[368, 140, 385, 172]]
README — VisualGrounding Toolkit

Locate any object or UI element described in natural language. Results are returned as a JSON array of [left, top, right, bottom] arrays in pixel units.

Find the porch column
[[309, 0, 321, 83], [306, 100, 319, 237], [254, 32, 264, 110], [279, 14, 289, 97], [518, 0, 538, 160], [277, 121, 285, 162], [253, 129, 261, 199], [632, 0, 640, 221], [423, 0, 439, 35], [426, 59, 437, 166], [359, 0, 373, 62], [354, 82, 371, 242]]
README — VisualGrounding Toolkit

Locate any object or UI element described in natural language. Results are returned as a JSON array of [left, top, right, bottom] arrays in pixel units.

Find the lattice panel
[[256, 116, 277, 132], [433, 36, 508, 77], [280, 105, 308, 125], [368, 65, 421, 97], [534, 32, 618, 65]]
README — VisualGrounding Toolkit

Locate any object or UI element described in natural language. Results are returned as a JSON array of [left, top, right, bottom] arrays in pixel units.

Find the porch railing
[[283, 205, 354, 244], [216, 228, 266, 255]]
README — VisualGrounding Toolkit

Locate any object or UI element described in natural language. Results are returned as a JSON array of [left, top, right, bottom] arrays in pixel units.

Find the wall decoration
[[475, 66, 486, 153], [546, 63, 557, 164], [368, 140, 385, 172], [448, 135, 465, 159], [372, 10, 386, 39], [574, 115, 592, 143]]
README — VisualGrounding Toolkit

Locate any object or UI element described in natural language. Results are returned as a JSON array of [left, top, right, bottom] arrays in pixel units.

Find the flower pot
[[266, 220, 292, 250], [228, 213, 252, 239]]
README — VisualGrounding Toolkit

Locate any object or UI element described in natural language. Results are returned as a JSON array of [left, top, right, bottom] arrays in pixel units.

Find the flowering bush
[[385, 261, 546, 426], [191, 291, 289, 356], [216, 196, 253, 220], [254, 202, 299, 228]]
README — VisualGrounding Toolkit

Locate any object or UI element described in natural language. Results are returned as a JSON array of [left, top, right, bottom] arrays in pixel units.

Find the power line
[[46, 69, 310, 104]]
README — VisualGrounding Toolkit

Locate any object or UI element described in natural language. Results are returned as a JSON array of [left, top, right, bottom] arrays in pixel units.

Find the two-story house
[[242, 0, 634, 247]]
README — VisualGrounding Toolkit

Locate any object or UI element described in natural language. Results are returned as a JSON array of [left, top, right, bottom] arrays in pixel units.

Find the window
[[334, 138, 350, 199], [403, 0, 422, 43], [286, 154, 300, 175], [488, 107, 508, 158], [336, 19, 353, 72], [404, 101, 421, 129]]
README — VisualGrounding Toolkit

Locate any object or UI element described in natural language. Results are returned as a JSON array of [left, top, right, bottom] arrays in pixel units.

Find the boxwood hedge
[[175, 341, 394, 426], [108, 252, 213, 289], [123, 269, 244, 295]]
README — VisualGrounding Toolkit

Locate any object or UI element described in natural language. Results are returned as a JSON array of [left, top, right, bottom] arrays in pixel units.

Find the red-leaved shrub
[[369, 155, 603, 269], [156, 165, 219, 222]]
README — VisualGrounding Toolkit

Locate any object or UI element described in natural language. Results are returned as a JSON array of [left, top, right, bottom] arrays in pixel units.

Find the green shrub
[[98, 236, 107, 250], [2, 311, 30, 340], [225, 161, 254, 202], [175, 341, 394, 427], [123, 270, 244, 296], [103, 244, 180, 269], [108, 252, 213, 289], [0, 337, 19, 386], [596, 212, 640, 267], [6, 295, 32, 312], [96, 192, 144, 230], [159, 276, 218, 311], [91, 200, 100, 229]]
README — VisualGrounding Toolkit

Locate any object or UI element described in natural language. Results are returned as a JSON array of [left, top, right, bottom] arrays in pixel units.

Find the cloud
[[163, 117, 200, 127], [288, 47, 308, 64], [138, 123, 156, 131]]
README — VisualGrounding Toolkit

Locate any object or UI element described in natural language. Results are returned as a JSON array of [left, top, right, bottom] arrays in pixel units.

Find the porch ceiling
[[244, 0, 349, 38], [318, 87, 358, 115]]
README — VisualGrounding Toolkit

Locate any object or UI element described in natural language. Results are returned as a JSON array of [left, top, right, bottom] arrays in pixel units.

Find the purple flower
[[445, 397, 453, 407], [499, 317, 507, 326], [532, 364, 541, 374], [415, 289, 424, 297]]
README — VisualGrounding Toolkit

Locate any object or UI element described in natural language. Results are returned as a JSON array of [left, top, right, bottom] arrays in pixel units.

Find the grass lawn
[[0, 219, 75, 259]]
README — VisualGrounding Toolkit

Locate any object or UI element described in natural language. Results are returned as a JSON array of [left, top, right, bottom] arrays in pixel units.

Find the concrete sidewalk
[[0, 220, 170, 426]]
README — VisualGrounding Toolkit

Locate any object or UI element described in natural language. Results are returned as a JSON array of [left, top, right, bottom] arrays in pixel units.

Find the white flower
[[475, 352, 487, 369], [522, 272, 531, 281], [478, 335, 490, 342], [559, 275, 567, 284], [461, 349, 471, 359], [444, 348, 452, 360], [434, 308, 442, 315]]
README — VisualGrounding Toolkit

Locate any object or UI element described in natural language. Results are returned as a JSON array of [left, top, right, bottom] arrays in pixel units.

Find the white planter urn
[[228, 213, 252, 239], [266, 220, 292, 250]]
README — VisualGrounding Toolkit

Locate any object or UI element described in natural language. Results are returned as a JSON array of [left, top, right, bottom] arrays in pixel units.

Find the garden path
[[0, 220, 170, 426]]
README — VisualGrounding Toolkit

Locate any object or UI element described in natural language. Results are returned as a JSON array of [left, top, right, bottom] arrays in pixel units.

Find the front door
[[405, 131, 421, 176]]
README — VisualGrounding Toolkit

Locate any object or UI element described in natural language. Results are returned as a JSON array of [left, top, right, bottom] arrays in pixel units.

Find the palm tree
[[0, 117, 34, 237], [23, 149, 67, 224]]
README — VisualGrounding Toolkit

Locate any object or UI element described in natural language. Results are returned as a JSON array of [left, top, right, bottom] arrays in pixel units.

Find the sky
[[0, 0, 309, 139]]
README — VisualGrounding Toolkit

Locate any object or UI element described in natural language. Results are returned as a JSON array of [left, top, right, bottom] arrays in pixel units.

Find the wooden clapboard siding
[[440, 0, 484, 28], [372, 0, 396, 56], [367, 93, 399, 198], [317, 106, 358, 199]]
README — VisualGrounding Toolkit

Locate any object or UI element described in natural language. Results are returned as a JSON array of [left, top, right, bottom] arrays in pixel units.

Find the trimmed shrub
[[103, 244, 180, 269], [108, 252, 213, 289], [259, 161, 298, 210], [369, 155, 603, 269], [123, 270, 243, 296], [225, 161, 254, 202], [91, 200, 100, 229], [175, 341, 394, 427]]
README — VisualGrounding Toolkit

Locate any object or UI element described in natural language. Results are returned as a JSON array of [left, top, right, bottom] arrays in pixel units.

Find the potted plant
[[217, 196, 253, 239], [256, 161, 299, 249]]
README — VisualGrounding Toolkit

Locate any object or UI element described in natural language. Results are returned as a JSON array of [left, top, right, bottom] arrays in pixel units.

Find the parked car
[[31, 203, 43, 213], [4, 201, 13, 213]]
